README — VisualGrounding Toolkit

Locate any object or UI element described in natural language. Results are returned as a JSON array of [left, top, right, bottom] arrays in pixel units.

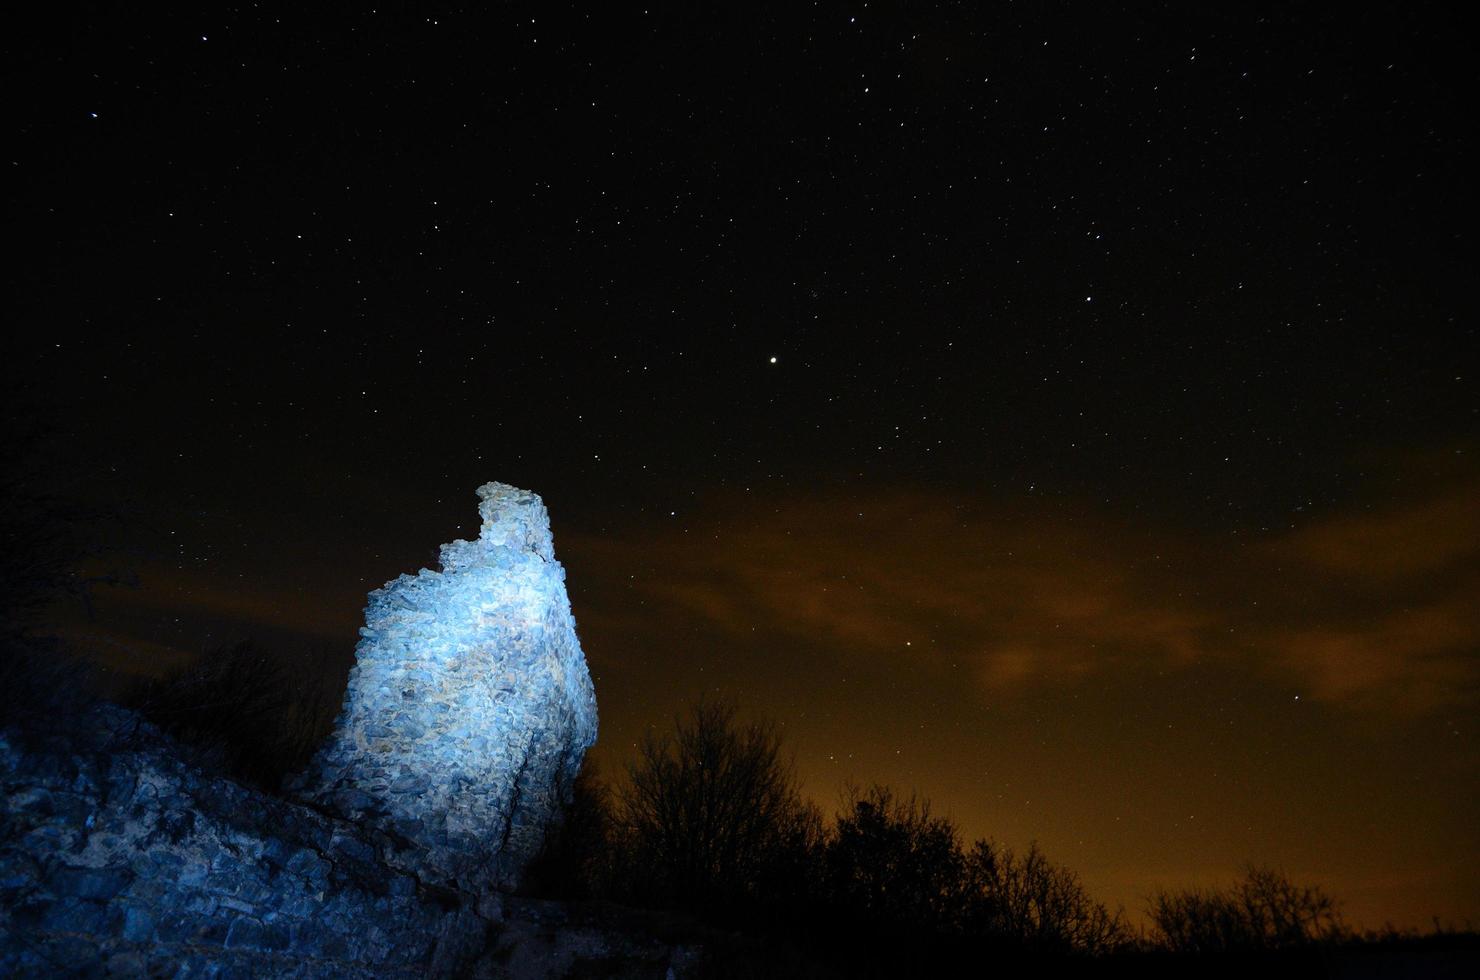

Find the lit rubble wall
[[294, 482, 598, 893], [0, 705, 490, 976]]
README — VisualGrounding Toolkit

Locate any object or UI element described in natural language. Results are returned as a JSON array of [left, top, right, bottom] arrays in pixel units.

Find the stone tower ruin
[[294, 482, 598, 894]]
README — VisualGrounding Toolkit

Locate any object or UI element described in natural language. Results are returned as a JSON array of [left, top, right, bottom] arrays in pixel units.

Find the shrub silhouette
[[0, 421, 125, 724], [1148, 864, 1346, 953], [614, 698, 816, 913], [823, 785, 965, 933], [961, 839, 1129, 955], [821, 784, 1128, 954], [519, 759, 614, 900], [126, 639, 341, 790], [572, 699, 1136, 964]]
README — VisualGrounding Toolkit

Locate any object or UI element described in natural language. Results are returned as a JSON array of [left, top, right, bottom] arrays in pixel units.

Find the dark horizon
[[8, 3, 1474, 932]]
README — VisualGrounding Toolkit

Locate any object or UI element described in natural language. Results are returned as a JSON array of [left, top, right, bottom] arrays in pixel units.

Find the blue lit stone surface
[[295, 482, 598, 892], [0, 704, 490, 976]]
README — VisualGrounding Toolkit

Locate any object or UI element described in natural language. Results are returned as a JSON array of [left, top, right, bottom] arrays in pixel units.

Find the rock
[[0, 483, 607, 977], [294, 482, 598, 893], [0, 705, 476, 976]]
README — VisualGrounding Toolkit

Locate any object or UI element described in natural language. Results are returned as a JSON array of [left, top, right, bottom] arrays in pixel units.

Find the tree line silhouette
[[520, 699, 1401, 971]]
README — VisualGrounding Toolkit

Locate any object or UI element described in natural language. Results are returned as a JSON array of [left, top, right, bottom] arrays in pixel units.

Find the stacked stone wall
[[294, 482, 598, 892]]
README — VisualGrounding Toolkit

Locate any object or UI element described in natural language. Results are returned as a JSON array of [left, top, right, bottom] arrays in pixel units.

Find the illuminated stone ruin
[[295, 482, 598, 893]]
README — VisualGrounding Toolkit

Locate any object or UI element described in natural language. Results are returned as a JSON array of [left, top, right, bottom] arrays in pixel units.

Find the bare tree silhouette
[[615, 698, 816, 911], [961, 839, 1129, 954], [519, 759, 614, 900], [1148, 864, 1346, 953], [824, 785, 965, 933], [126, 639, 342, 790], [0, 420, 128, 724]]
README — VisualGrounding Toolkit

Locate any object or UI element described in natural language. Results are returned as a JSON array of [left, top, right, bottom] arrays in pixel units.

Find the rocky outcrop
[[0, 704, 491, 977], [0, 482, 605, 976], [293, 482, 598, 892]]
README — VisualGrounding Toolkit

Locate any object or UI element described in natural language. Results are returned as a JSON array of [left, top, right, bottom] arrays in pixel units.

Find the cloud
[[1279, 482, 1479, 582], [568, 490, 1210, 691], [1256, 492, 1479, 713], [100, 454, 1475, 719], [1267, 593, 1478, 713], [564, 469, 1479, 716], [97, 562, 363, 640]]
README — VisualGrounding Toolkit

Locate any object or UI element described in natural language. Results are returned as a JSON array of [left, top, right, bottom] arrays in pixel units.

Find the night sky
[[9, 4, 1474, 930]]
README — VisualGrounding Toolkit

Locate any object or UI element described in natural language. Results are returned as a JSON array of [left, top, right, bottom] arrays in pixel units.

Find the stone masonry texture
[[294, 482, 599, 892]]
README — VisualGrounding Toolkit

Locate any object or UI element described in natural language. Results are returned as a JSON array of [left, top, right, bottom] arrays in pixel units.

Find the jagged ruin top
[[439, 481, 555, 571]]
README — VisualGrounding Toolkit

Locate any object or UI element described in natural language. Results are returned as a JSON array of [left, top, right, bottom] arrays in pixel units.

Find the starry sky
[[8, 3, 1474, 930]]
